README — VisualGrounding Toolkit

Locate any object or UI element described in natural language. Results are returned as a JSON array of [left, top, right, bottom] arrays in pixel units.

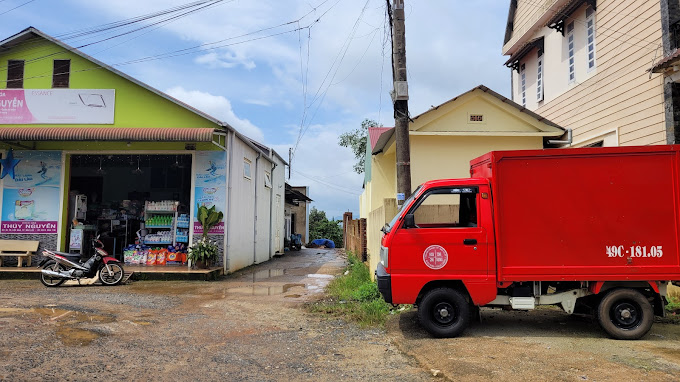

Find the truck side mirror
[[404, 214, 416, 228]]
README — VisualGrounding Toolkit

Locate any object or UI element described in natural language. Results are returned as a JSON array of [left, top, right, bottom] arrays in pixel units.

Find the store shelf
[[145, 225, 173, 229], [145, 210, 178, 214], [145, 241, 173, 245], [177, 222, 190, 228]]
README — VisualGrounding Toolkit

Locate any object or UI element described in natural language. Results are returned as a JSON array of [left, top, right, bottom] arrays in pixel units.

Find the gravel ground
[[0, 249, 433, 382], [388, 306, 680, 381]]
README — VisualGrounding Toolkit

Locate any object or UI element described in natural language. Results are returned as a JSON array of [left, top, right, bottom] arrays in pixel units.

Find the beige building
[[360, 86, 565, 276], [284, 185, 311, 244], [503, 0, 680, 147]]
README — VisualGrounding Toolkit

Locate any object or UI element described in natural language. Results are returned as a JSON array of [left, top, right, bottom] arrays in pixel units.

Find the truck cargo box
[[470, 145, 680, 282]]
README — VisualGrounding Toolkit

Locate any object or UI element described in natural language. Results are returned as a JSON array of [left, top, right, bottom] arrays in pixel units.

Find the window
[[410, 187, 478, 228], [586, 7, 596, 71], [537, 50, 544, 101], [243, 158, 251, 179], [567, 21, 575, 83], [52, 59, 70, 88], [7, 60, 24, 88], [264, 171, 272, 188], [520, 63, 526, 107]]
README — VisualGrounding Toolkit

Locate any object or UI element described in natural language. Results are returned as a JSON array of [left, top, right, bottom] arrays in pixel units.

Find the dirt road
[[3, 248, 680, 381], [389, 307, 680, 381], [0, 249, 431, 382]]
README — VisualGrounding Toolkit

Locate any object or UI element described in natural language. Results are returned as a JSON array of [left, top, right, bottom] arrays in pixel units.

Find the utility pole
[[390, 0, 411, 205]]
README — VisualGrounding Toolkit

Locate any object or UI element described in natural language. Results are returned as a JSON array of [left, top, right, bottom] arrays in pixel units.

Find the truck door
[[390, 186, 488, 277]]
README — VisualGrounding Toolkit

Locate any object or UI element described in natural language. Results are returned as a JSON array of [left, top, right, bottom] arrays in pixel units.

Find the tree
[[308, 207, 343, 247], [338, 118, 381, 175]]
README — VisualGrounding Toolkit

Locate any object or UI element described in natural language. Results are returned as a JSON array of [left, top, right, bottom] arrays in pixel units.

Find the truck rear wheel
[[418, 288, 470, 338], [597, 288, 653, 340]]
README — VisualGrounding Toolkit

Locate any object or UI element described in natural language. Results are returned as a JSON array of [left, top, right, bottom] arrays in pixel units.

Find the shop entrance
[[68, 154, 192, 263]]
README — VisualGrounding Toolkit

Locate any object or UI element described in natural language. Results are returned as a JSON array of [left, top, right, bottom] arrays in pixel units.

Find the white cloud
[[195, 52, 256, 70], [270, 119, 366, 219], [166, 86, 265, 142]]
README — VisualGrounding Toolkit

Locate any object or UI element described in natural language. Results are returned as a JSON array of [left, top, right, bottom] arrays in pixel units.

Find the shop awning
[[0, 127, 217, 142]]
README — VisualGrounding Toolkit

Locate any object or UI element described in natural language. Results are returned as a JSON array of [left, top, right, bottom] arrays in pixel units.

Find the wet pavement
[[0, 248, 433, 381]]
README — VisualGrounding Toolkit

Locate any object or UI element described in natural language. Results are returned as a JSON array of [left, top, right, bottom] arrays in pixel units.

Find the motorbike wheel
[[98, 263, 124, 286], [40, 261, 66, 287]]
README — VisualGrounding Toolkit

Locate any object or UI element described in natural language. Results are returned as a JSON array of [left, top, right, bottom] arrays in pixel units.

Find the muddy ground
[[0, 249, 431, 382], [1, 248, 680, 381]]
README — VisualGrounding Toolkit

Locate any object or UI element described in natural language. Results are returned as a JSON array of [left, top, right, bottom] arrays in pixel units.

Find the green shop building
[[0, 28, 286, 273]]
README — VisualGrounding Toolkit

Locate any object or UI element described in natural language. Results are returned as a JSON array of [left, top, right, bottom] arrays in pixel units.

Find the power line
[[0, 0, 36, 17], [293, 169, 362, 195], [292, 0, 372, 159], [0, 0, 339, 82]]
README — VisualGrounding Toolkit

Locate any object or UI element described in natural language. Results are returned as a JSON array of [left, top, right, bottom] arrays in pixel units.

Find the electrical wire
[[292, 170, 363, 195], [0, 0, 36, 17]]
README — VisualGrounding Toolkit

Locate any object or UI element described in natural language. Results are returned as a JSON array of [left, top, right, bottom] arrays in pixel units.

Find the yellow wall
[[410, 135, 543, 187], [363, 89, 560, 277]]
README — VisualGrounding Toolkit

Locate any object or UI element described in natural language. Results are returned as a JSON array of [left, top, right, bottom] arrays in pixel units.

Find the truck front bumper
[[376, 263, 392, 304]]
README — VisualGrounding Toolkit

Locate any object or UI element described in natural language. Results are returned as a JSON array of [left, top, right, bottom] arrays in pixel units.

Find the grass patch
[[309, 251, 410, 327]]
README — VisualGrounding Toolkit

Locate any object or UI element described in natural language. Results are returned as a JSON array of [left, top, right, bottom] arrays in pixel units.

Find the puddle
[[55, 327, 101, 346], [0, 307, 114, 346], [226, 283, 306, 296], [283, 283, 305, 293], [307, 274, 334, 279], [252, 269, 286, 281]]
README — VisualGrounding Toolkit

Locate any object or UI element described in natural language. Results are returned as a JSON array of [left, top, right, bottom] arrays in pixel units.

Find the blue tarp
[[311, 239, 335, 248]]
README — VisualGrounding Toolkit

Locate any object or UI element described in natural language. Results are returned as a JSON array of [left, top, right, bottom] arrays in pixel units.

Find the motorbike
[[38, 235, 124, 287]]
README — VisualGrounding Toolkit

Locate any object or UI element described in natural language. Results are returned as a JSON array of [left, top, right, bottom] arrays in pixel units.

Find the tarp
[[311, 239, 335, 248]]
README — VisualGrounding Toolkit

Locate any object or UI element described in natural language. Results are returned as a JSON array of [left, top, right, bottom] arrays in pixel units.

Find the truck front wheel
[[418, 288, 470, 338], [597, 288, 654, 340]]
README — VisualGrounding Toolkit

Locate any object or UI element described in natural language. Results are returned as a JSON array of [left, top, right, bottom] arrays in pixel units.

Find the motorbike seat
[[50, 250, 83, 262]]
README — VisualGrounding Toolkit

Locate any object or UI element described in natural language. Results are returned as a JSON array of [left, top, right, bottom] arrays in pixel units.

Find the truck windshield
[[383, 186, 422, 233]]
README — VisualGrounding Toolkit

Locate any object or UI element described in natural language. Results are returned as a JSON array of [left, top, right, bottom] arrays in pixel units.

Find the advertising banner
[[1, 151, 62, 234], [0, 89, 115, 124], [193, 150, 227, 235]]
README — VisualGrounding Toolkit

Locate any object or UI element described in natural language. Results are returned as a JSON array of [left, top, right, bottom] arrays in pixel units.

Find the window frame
[[567, 21, 575, 83], [537, 50, 544, 102], [406, 186, 479, 229], [520, 63, 527, 107], [264, 171, 272, 188], [7, 59, 25, 89], [243, 158, 252, 179], [52, 59, 71, 88], [585, 7, 596, 72]]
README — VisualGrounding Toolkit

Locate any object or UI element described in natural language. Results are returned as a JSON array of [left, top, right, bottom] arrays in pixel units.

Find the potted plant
[[188, 205, 223, 268]]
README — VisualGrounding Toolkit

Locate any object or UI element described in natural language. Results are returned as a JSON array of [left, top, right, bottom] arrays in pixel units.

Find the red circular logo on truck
[[423, 245, 448, 270]]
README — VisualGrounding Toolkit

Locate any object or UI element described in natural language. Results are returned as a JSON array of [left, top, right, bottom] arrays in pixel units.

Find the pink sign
[[0, 90, 34, 123], [423, 245, 448, 270], [193, 221, 224, 235], [1, 221, 57, 234]]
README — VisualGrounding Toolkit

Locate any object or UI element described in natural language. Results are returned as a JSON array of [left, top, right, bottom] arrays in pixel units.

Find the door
[[390, 185, 488, 277]]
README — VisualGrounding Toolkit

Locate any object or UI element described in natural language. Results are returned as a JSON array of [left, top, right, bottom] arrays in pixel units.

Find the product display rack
[[143, 201, 179, 246]]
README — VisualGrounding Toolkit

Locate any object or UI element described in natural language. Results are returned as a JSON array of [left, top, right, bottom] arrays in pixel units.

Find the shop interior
[[68, 154, 192, 265]]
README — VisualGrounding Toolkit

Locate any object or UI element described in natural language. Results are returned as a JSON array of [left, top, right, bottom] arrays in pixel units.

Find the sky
[[0, 0, 511, 220]]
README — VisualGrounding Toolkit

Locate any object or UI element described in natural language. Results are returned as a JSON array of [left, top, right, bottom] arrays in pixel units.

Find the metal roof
[[0, 127, 216, 142], [368, 127, 392, 150]]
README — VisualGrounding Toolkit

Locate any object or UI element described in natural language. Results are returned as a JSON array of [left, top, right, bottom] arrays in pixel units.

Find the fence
[[343, 212, 366, 261]]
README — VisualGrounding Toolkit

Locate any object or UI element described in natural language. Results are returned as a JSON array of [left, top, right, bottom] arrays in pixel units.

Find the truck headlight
[[380, 246, 388, 268]]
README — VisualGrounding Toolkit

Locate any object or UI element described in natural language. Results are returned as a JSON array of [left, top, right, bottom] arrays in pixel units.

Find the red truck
[[376, 145, 680, 340]]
